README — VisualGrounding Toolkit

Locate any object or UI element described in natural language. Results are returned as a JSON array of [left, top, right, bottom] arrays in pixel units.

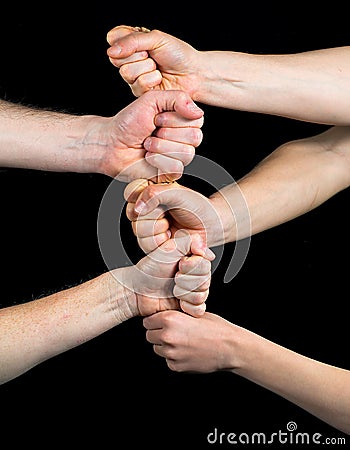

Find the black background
[[0, 2, 349, 448]]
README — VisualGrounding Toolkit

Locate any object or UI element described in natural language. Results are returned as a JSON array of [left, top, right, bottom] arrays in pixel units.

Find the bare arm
[[125, 126, 350, 251], [0, 270, 128, 384], [234, 323, 350, 435], [0, 233, 212, 384], [107, 27, 350, 125], [0, 100, 103, 173], [0, 92, 203, 180], [210, 126, 350, 245], [144, 310, 350, 434], [196, 47, 350, 125]]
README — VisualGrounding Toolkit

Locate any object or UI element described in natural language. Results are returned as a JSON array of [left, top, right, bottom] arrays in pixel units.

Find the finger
[[137, 233, 170, 254], [124, 178, 150, 202], [155, 112, 204, 129], [178, 255, 212, 276], [150, 90, 204, 120], [174, 275, 211, 298], [108, 51, 149, 69], [128, 71, 163, 96], [144, 152, 184, 181], [145, 328, 163, 345], [180, 300, 206, 318], [107, 28, 166, 59], [172, 229, 192, 257], [139, 230, 191, 265], [106, 25, 138, 45], [153, 344, 168, 358], [134, 182, 191, 216], [126, 203, 165, 221], [153, 125, 203, 148], [126, 203, 164, 222], [126, 202, 138, 221], [119, 57, 157, 84], [175, 273, 211, 293], [154, 126, 203, 147], [132, 217, 169, 238], [144, 138, 196, 167], [115, 153, 158, 182], [143, 312, 165, 330], [141, 234, 189, 272], [174, 287, 209, 305], [189, 233, 216, 260]]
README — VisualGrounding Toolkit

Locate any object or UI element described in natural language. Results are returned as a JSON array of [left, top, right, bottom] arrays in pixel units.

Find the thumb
[[134, 182, 197, 216], [173, 229, 192, 256], [138, 232, 190, 276], [154, 90, 204, 120], [107, 26, 162, 56], [123, 178, 151, 202], [190, 233, 216, 261], [106, 25, 136, 45]]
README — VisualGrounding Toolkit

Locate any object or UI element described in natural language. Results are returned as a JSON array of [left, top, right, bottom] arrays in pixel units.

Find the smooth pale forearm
[[229, 325, 350, 434], [197, 47, 350, 125], [0, 268, 134, 384], [0, 100, 109, 173], [209, 126, 350, 246]]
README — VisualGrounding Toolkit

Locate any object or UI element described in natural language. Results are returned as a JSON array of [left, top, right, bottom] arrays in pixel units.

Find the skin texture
[[111, 23, 350, 436], [0, 88, 207, 384], [125, 126, 350, 251], [107, 26, 350, 125], [0, 233, 214, 385], [124, 128, 350, 435], [0, 90, 203, 182], [143, 310, 350, 435]]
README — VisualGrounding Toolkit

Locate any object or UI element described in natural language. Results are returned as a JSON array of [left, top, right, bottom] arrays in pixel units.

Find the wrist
[[0, 103, 112, 174], [225, 324, 258, 374], [106, 268, 139, 323], [71, 115, 119, 176], [195, 51, 245, 108], [207, 195, 237, 246], [209, 183, 252, 246]]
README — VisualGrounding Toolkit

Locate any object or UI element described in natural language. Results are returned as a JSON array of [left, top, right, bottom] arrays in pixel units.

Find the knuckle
[[167, 360, 181, 372], [193, 128, 203, 146], [119, 64, 133, 81], [191, 291, 206, 305]]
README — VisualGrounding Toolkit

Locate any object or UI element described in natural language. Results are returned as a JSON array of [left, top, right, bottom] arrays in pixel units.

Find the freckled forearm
[[0, 269, 134, 384]]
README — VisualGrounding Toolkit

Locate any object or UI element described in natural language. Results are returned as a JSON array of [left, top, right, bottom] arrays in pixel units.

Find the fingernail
[[135, 200, 148, 215], [188, 101, 204, 114], [206, 248, 216, 260], [108, 45, 122, 56]]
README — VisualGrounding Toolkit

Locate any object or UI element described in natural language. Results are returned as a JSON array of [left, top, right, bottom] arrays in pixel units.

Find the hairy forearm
[[209, 126, 350, 245], [0, 100, 109, 173], [0, 268, 134, 384], [198, 47, 350, 125], [230, 325, 350, 434]]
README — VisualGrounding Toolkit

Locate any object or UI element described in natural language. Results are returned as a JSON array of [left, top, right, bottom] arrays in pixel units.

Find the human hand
[[97, 90, 203, 181], [123, 178, 226, 253], [143, 310, 237, 372], [118, 231, 214, 318], [106, 25, 202, 99]]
